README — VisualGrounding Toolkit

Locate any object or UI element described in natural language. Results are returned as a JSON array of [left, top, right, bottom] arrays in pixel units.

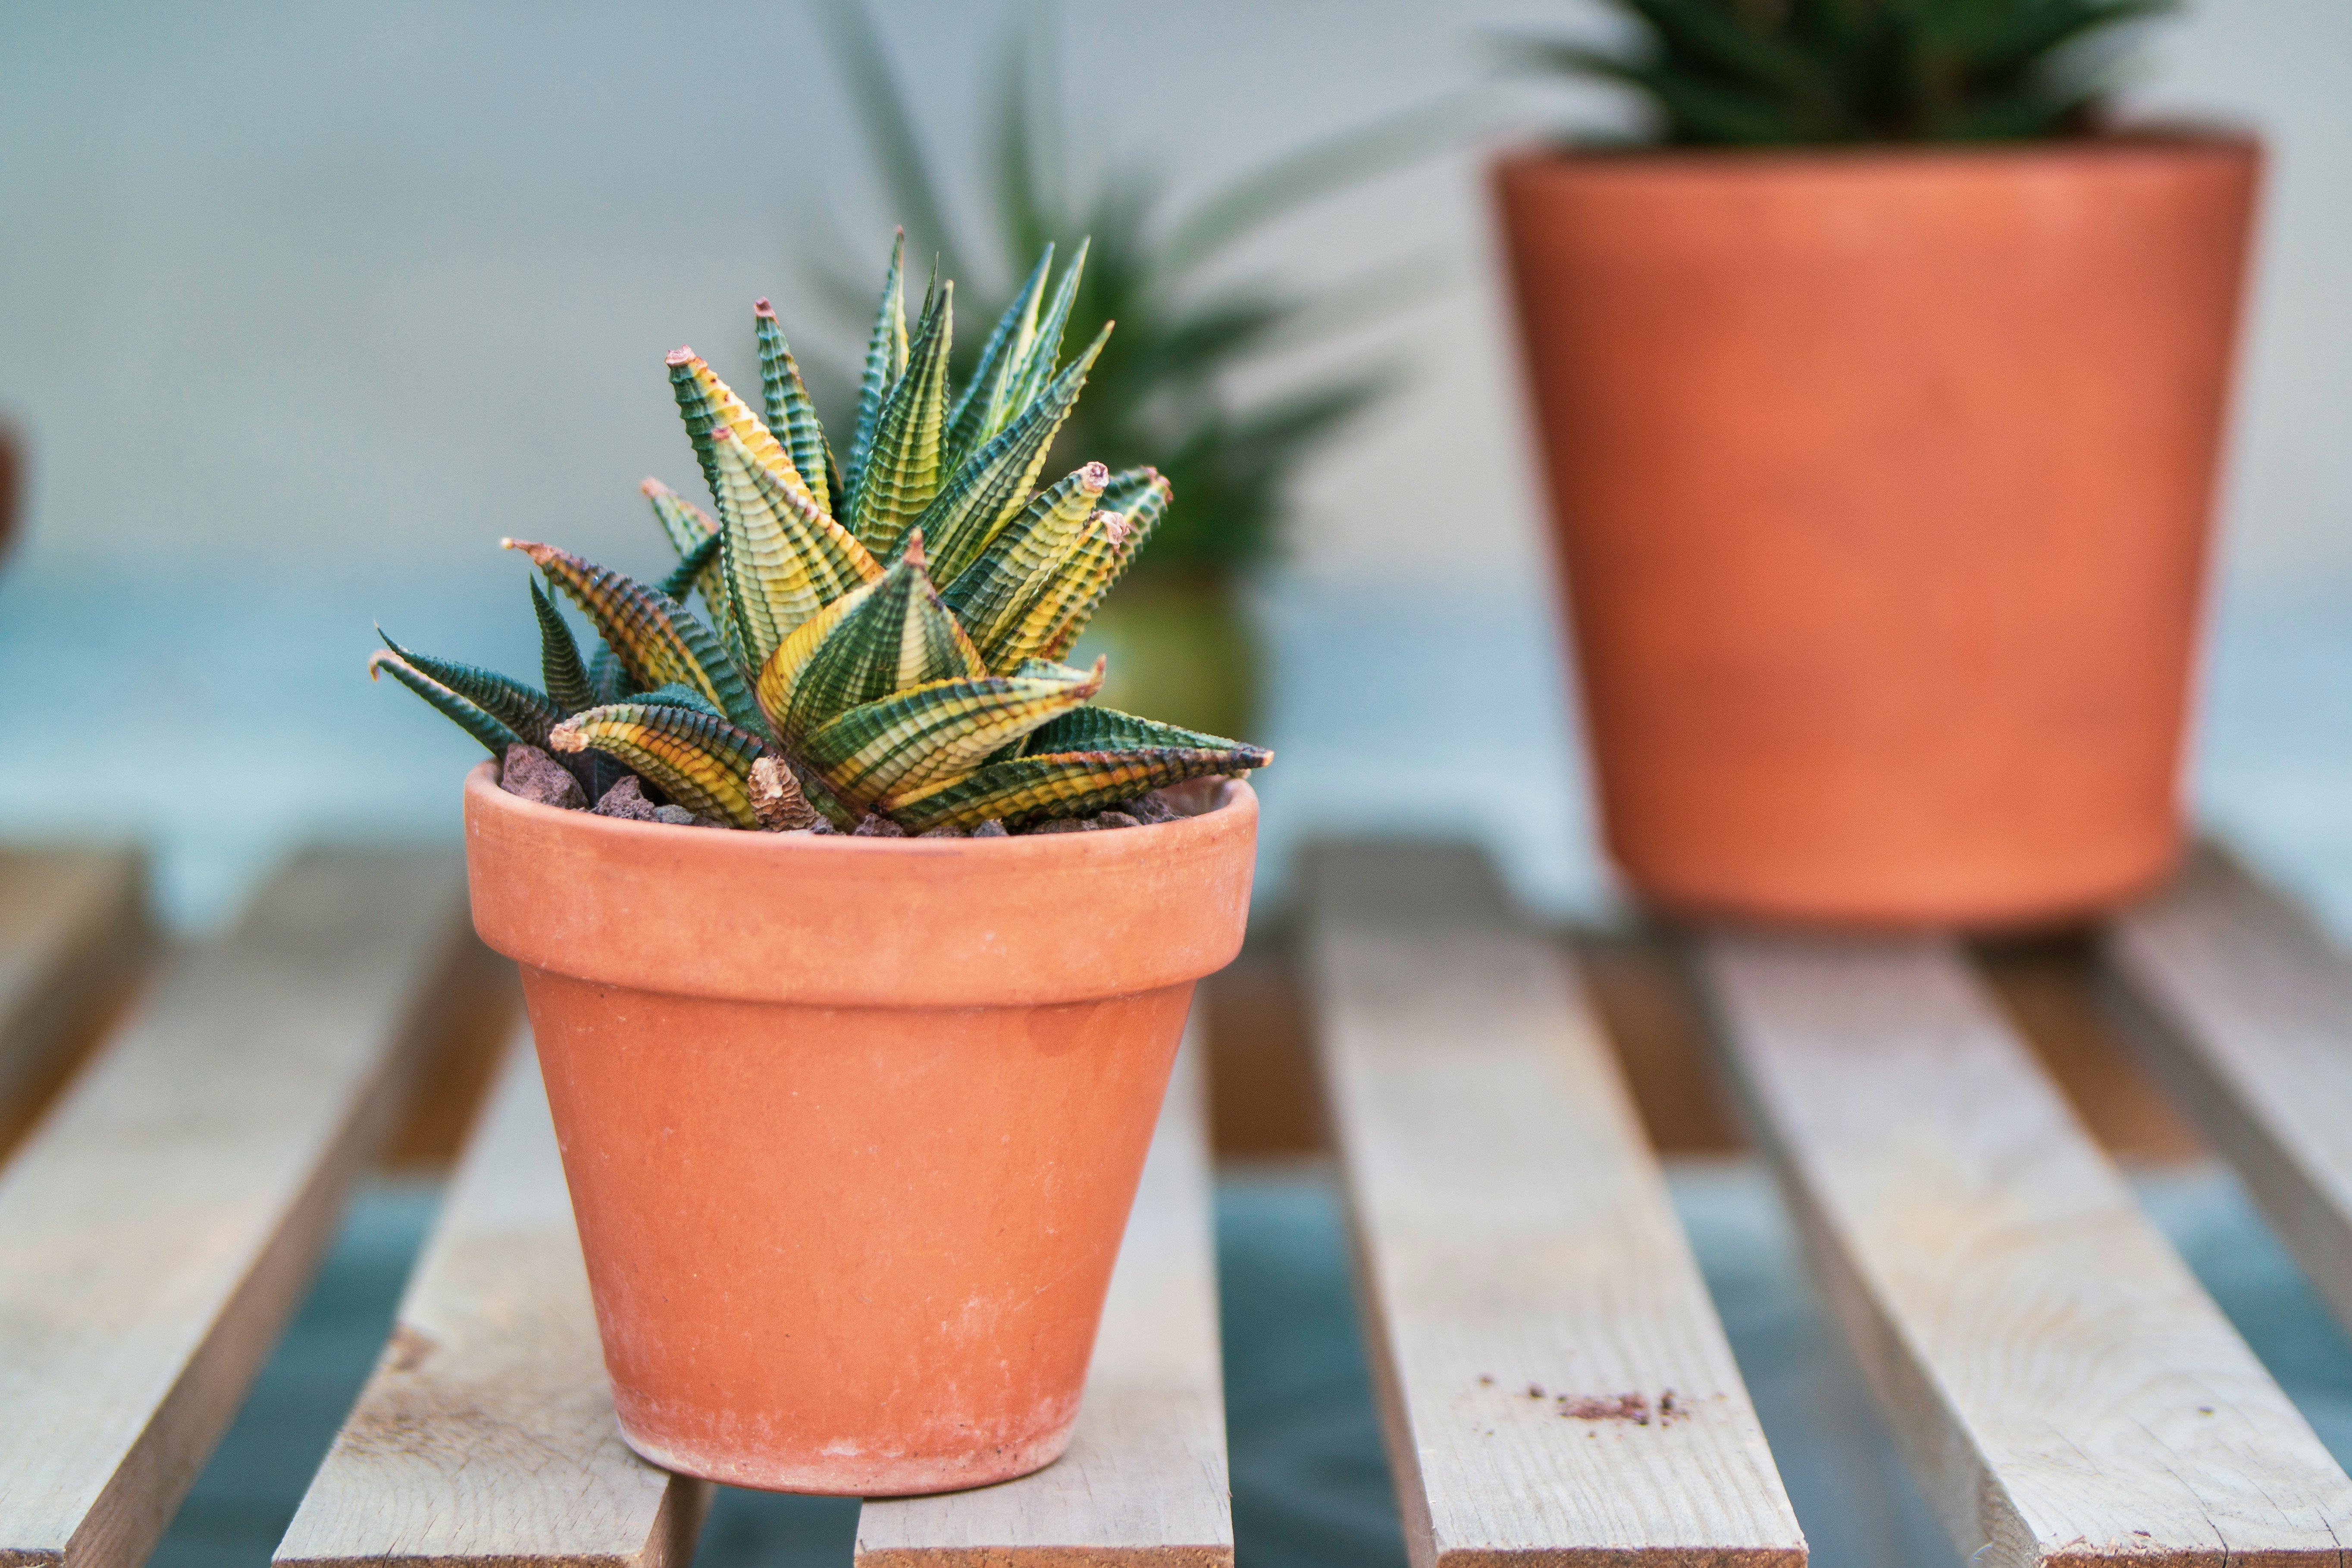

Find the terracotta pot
[[463, 764, 1258, 1494], [1495, 136, 2260, 927]]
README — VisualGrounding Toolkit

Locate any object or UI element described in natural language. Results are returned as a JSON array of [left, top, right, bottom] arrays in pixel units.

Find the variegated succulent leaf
[[917, 321, 1112, 587], [1004, 236, 1089, 416], [888, 704, 1270, 832], [707, 423, 882, 668], [376, 629, 561, 748], [630, 681, 725, 718], [656, 531, 724, 604], [844, 278, 955, 557], [586, 640, 637, 705], [846, 229, 907, 500], [641, 479, 740, 658], [754, 297, 833, 517], [780, 532, 986, 743], [368, 649, 523, 757], [945, 245, 1053, 461], [802, 658, 1104, 818], [507, 540, 768, 741], [969, 508, 1137, 672], [667, 349, 819, 516], [943, 461, 1108, 665], [532, 579, 595, 716], [548, 701, 771, 830], [1035, 472, 1173, 663]]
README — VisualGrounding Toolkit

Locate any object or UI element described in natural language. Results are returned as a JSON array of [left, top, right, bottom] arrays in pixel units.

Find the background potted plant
[[810, 0, 1458, 741], [370, 238, 1269, 1493], [1495, 0, 2260, 927]]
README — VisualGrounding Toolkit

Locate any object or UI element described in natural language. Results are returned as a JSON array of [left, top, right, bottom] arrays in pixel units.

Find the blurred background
[[8, 8, 2352, 1568], [5, 0, 2347, 932]]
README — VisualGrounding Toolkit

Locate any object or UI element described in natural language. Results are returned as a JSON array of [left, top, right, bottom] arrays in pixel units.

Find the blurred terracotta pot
[[464, 764, 1257, 1494], [1496, 136, 2259, 927]]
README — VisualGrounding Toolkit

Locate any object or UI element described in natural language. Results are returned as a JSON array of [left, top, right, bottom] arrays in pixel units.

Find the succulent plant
[[370, 237, 1271, 834], [1515, 0, 2170, 145]]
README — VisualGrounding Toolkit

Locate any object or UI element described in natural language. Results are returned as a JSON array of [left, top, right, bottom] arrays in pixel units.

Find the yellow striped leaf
[[846, 229, 907, 498], [780, 532, 986, 742], [504, 540, 767, 739], [1003, 237, 1089, 419], [665, 349, 818, 516], [918, 321, 1112, 586], [708, 424, 883, 668], [547, 702, 770, 829], [844, 278, 954, 557], [755, 297, 834, 517], [944, 461, 1107, 665], [888, 738, 1271, 834], [752, 575, 880, 742], [970, 508, 1134, 672], [802, 659, 1103, 817], [1035, 471, 1172, 661], [946, 245, 1053, 460]]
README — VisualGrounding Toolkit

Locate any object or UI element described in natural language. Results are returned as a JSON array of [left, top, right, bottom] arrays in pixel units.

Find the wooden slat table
[[1696, 929, 2352, 1566], [0, 846, 150, 1143], [2102, 848, 2352, 1333], [0, 849, 472, 1568], [25, 833, 2352, 1568], [1305, 844, 1805, 1568]]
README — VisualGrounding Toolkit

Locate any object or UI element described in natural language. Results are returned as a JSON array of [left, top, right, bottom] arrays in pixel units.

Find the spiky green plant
[[1514, 0, 2170, 145], [370, 238, 1270, 834]]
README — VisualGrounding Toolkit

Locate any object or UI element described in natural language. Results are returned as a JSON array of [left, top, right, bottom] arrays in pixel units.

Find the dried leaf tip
[[364, 648, 397, 681], [665, 347, 695, 367], [639, 477, 670, 498], [1078, 460, 1109, 490], [753, 297, 777, 318], [900, 529, 926, 570], [1095, 508, 1133, 545], [544, 718, 588, 754]]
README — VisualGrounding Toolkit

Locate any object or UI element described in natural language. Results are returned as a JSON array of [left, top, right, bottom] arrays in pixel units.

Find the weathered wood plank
[[1306, 843, 1805, 1568], [277, 1028, 709, 1568], [0, 846, 150, 1130], [2104, 847, 2352, 1332], [855, 1016, 1231, 1567], [0, 849, 472, 1568], [1696, 930, 2352, 1566]]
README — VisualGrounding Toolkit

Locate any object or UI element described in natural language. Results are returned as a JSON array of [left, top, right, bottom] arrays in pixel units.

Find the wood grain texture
[[2103, 847, 2352, 1330], [1696, 930, 2352, 1567], [0, 849, 472, 1568], [1305, 843, 1805, 1568], [0, 847, 150, 1124], [855, 1017, 1231, 1566], [277, 1028, 709, 1568]]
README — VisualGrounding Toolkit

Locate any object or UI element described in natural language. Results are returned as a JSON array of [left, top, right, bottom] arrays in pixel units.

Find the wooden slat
[[855, 1016, 1231, 1566], [277, 1028, 709, 1568], [0, 849, 472, 1568], [2104, 847, 2352, 1330], [1695, 930, 2352, 1566], [1305, 844, 1804, 1568], [0, 846, 150, 1127]]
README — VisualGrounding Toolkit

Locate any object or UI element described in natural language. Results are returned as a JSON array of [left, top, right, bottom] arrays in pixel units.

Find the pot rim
[[1492, 124, 2261, 182], [460, 757, 1247, 854]]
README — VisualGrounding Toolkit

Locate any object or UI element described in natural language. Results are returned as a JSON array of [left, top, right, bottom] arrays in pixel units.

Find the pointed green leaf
[[946, 245, 1053, 460], [667, 351, 821, 518], [780, 532, 987, 743], [641, 478, 740, 661], [506, 539, 767, 740], [917, 321, 1112, 586], [532, 580, 595, 716], [376, 629, 561, 748], [708, 423, 883, 667], [943, 461, 1106, 658], [1024, 703, 1262, 755], [755, 297, 835, 518], [1003, 237, 1089, 419], [844, 279, 955, 557], [802, 660, 1102, 817], [970, 505, 1144, 672], [587, 642, 638, 705], [631, 681, 724, 718], [656, 530, 724, 604], [548, 702, 770, 829], [889, 747, 1270, 834], [753, 575, 882, 742], [846, 229, 907, 498], [367, 649, 523, 758]]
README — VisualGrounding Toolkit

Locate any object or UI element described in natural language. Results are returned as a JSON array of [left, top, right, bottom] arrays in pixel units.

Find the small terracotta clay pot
[[463, 764, 1257, 1494], [1495, 136, 2259, 927]]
